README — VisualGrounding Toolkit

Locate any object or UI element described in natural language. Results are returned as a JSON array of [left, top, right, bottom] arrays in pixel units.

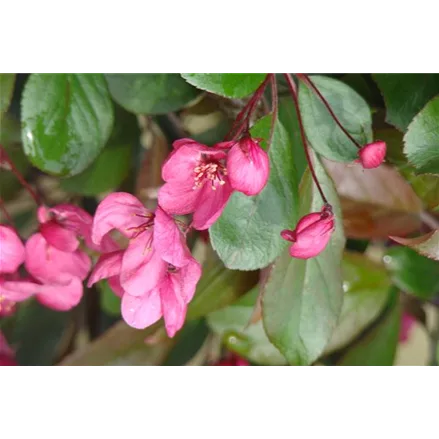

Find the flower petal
[[0, 278, 39, 302], [36, 275, 83, 311], [121, 289, 162, 330], [108, 276, 124, 298], [92, 192, 149, 245], [158, 180, 200, 215], [162, 142, 205, 183], [40, 221, 79, 252], [191, 179, 233, 230], [87, 250, 124, 287], [227, 139, 269, 196], [0, 225, 25, 274], [120, 233, 167, 296], [171, 258, 202, 303], [153, 206, 191, 267], [160, 276, 187, 338]]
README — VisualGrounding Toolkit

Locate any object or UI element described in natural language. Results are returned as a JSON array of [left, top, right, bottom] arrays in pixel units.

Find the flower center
[[193, 158, 227, 190], [126, 213, 155, 239]]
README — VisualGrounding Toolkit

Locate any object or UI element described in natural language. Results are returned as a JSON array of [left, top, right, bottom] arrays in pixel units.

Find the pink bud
[[281, 204, 335, 259], [357, 140, 386, 169], [399, 313, 416, 343], [226, 136, 269, 196]]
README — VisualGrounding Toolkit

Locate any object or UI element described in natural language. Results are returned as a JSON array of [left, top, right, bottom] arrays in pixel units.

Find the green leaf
[[181, 73, 267, 98], [384, 246, 439, 299], [98, 280, 121, 317], [404, 96, 439, 175], [163, 319, 209, 366], [325, 252, 391, 353], [207, 288, 287, 365], [262, 153, 345, 365], [390, 231, 439, 261], [106, 74, 199, 115], [337, 288, 401, 366], [210, 114, 302, 270], [59, 108, 138, 195], [187, 249, 258, 319], [299, 75, 372, 162], [0, 74, 15, 115], [373, 74, 439, 131], [3, 299, 73, 365], [21, 74, 114, 177]]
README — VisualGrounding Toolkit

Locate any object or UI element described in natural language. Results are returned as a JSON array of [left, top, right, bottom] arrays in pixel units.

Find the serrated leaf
[[207, 288, 286, 365], [181, 74, 267, 98], [337, 289, 401, 366], [325, 252, 391, 353], [0, 74, 15, 115], [384, 246, 439, 299], [106, 74, 199, 115], [390, 231, 439, 261], [373, 74, 439, 131], [404, 95, 439, 175], [21, 74, 114, 176], [299, 75, 372, 162], [262, 153, 345, 365], [210, 114, 303, 270], [60, 108, 138, 195]]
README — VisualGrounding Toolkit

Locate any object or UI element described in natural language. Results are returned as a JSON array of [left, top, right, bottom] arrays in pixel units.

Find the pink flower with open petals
[[357, 140, 386, 169], [281, 204, 335, 259], [90, 193, 191, 297], [158, 139, 233, 230], [121, 257, 202, 337], [37, 204, 116, 253], [0, 225, 25, 274], [0, 331, 17, 366], [222, 136, 269, 196]]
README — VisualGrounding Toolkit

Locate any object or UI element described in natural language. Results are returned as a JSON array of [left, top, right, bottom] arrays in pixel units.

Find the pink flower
[[281, 204, 335, 259], [37, 204, 116, 253], [158, 139, 233, 230], [212, 353, 249, 366], [0, 225, 25, 274], [90, 193, 191, 297], [220, 136, 269, 196], [399, 313, 416, 343], [0, 331, 17, 366], [121, 257, 201, 337], [357, 140, 386, 169]]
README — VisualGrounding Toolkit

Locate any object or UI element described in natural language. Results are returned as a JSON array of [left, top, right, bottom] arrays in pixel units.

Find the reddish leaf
[[324, 160, 422, 239], [390, 231, 439, 261]]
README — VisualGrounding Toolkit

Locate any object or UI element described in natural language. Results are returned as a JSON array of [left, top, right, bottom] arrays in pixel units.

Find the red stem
[[297, 74, 362, 149], [0, 145, 40, 204], [0, 198, 13, 224], [283, 74, 328, 204], [267, 74, 278, 149]]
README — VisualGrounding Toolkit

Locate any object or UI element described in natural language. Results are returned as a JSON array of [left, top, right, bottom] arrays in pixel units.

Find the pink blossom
[[281, 204, 335, 259], [0, 225, 25, 274], [158, 139, 233, 230], [399, 313, 416, 343], [37, 204, 116, 253], [121, 257, 202, 337], [0, 331, 17, 366], [212, 353, 250, 366], [7, 233, 92, 311], [221, 136, 269, 196], [357, 140, 386, 169], [90, 193, 191, 297]]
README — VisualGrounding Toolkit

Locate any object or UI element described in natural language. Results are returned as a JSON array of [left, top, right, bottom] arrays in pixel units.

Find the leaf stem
[[284, 74, 328, 204], [297, 74, 362, 149], [267, 74, 279, 150]]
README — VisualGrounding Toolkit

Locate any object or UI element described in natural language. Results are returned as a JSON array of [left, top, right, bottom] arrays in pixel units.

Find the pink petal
[[87, 250, 124, 287], [121, 289, 162, 330], [25, 234, 91, 283], [37, 205, 51, 223], [153, 206, 191, 267], [157, 180, 200, 215], [0, 278, 40, 302], [289, 218, 334, 259], [92, 192, 149, 245], [280, 229, 296, 242], [227, 139, 269, 196], [294, 212, 322, 234], [0, 225, 25, 274], [173, 138, 203, 150], [214, 141, 236, 150], [108, 276, 124, 297], [36, 275, 83, 311], [170, 258, 202, 303], [399, 313, 416, 343], [358, 140, 386, 169], [120, 232, 167, 296], [192, 180, 233, 230], [40, 221, 79, 252], [160, 276, 187, 338]]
